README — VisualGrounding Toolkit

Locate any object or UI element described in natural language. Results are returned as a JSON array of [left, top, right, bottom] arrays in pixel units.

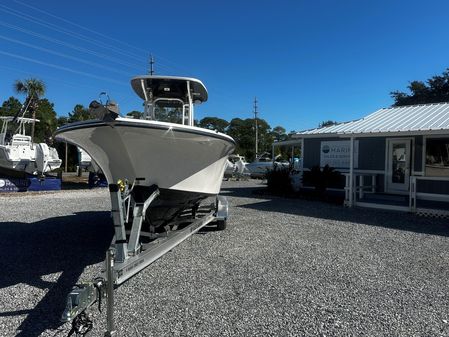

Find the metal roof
[[296, 102, 449, 137]]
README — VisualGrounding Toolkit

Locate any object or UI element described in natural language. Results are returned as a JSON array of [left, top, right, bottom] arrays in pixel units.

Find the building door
[[386, 139, 412, 192]]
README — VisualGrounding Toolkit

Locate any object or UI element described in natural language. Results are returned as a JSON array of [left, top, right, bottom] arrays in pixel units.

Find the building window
[[425, 138, 449, 177]]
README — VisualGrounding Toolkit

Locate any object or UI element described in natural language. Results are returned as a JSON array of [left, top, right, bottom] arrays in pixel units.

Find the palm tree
[[14, 78, 46, 142]]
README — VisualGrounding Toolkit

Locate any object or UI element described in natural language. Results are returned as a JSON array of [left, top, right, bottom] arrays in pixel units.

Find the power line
[[0, 50, 127, 86], [0, 34, 134, 77], [13, 0, 150, 56], [1, 1, 238, 111], [0, 64, 119, 97], [0, 65, 131, 115], [0, 4, 145, 63], [10, 0, 196, 76], [0, 21, 143, 70]]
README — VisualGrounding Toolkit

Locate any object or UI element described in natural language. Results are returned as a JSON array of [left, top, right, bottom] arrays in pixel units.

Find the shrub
[[302, 165, 341, 194], [266, 167, 292, 195]]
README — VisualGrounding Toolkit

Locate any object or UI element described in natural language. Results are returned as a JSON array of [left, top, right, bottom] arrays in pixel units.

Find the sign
[[320, 140, 358, 168], [0, 178, 29, 192]]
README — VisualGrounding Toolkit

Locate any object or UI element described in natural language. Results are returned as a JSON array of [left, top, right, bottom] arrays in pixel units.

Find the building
[[275, 102, 449, 216]]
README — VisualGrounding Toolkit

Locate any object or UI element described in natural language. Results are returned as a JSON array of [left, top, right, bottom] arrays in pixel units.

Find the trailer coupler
[[62, 278, 106, 336]]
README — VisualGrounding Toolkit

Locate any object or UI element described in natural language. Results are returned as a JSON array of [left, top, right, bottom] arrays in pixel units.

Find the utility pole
[[149, 54, 155, 75], [254, 97, 258, 157]]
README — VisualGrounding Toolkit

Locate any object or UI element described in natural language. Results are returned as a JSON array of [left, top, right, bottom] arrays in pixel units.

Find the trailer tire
[[217, 219, 227, 231]]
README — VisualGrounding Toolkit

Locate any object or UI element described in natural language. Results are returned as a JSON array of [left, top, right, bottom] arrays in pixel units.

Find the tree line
[[196, 117, 291, 160], [2, 69, 449, 169]]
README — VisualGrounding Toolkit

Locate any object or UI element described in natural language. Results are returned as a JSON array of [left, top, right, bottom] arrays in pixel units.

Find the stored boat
[[0, 116, 62, 176], [55, 75, 235, 228], [246, 152, 289, 178], [77, 146, 101, 174], [224, 154, 250, 179]]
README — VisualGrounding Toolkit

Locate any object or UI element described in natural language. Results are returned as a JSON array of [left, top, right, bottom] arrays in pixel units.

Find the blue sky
[[1, 0, 449, 132]]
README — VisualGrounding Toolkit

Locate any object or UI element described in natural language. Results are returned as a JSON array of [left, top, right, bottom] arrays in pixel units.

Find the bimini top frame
[[0, 116, 40, 145], [130, 75, 208, 127]]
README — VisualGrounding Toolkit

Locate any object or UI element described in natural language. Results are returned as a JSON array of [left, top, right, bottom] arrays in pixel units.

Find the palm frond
[[13, 78, 46, 98]]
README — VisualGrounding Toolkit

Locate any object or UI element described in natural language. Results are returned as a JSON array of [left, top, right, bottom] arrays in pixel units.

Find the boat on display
[[246, 152, 289, 178], [224, 154, 250, 178], [55, 75, 235, 229], [0, 116, 62, 176], [55, 75, 235, 331], [77, 146, 101, 174]]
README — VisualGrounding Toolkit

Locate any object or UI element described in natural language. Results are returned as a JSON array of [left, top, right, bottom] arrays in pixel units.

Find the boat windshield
[[153, 99, 189, 125]]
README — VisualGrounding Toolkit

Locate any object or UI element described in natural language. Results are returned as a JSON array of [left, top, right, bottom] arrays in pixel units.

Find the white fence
[[343, 173, 449, 217], [409, 176, 449, 217]]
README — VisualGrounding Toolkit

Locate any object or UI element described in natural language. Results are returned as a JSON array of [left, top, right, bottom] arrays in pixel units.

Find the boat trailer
[[61, 181, 229, 336]]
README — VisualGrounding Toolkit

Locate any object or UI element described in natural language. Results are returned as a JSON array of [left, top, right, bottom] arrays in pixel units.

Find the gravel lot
[[0, 180, 449, 337]]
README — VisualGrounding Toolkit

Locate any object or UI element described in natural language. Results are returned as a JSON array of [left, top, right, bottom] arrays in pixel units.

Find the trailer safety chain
[[67, 311, 93, 337]]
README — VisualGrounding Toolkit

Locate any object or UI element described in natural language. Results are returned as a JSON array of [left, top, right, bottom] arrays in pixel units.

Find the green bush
[[266, 168, 292, 195], [302, 165, 342, 194]]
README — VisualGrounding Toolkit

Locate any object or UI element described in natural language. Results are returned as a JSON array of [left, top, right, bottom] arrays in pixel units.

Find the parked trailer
[[61, 181, 228, 336]]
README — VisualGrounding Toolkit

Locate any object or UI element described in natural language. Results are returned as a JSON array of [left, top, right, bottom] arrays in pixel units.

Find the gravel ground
[[0, 180, 449, 337]]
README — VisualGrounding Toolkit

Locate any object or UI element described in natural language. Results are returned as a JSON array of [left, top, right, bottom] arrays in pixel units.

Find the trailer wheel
[[217, 219, 227, 231]]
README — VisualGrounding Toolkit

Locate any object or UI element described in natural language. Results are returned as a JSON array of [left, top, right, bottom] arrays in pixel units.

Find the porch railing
[[409, 176, 449, 217], [343, 173, 449, 217], [343, 173, 377, 207]]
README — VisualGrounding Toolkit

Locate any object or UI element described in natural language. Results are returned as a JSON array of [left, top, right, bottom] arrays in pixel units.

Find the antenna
[[254, 97, 258, 157], [149, 54, 155, 75]]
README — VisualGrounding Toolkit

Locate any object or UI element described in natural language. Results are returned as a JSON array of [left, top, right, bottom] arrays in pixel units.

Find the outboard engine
[[88, 100, 120, 122], [36, 143, 50, 175]]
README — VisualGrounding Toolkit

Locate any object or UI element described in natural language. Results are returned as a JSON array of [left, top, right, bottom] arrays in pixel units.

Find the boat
[[0, 116, 62, 176], [77, 147, 93, 171], [246, 152, 289, 178], [55, 75, 235, 229], [77, 146, 101, 174], [224, 154, 250, 179]]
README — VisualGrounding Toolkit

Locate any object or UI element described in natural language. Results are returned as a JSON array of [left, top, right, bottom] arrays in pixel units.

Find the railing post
[[344, 174, 349, 206], [349, 137, 354, 207], [359, 175, 364, 199], [410, 176, 417, 213]]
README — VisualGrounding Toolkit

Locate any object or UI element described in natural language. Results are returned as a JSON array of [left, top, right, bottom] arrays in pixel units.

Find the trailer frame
[[61, 181, 229, 336]]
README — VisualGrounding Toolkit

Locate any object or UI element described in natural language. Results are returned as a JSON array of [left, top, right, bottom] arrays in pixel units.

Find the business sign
[[320, 140, 358, 168], [0, 178, 29, 192]]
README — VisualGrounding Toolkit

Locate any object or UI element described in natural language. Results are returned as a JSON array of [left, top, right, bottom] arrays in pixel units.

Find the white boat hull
[[55, 118, 235, 195]]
